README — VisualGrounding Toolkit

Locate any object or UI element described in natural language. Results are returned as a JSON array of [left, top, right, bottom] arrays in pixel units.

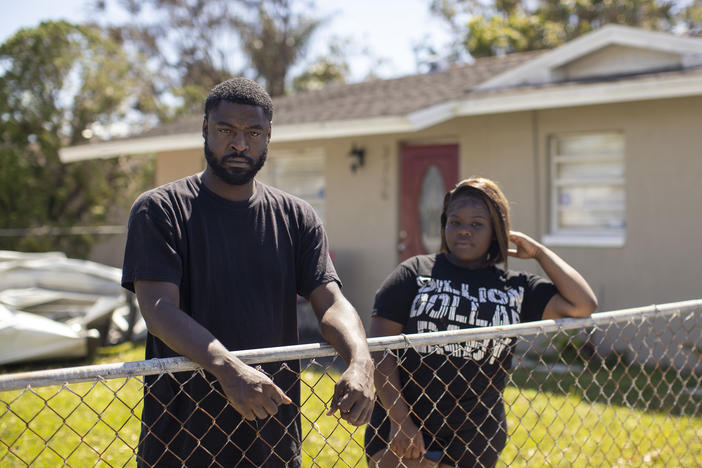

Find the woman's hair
[[439, 177, 511, 266]]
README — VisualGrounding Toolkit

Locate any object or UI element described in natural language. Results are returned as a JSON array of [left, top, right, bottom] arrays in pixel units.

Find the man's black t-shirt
[[122, 175, 339, 467], [366, 253, 557, 464]]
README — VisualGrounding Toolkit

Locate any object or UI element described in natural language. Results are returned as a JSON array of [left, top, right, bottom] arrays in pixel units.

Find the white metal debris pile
[[0, 251, 145, 365]]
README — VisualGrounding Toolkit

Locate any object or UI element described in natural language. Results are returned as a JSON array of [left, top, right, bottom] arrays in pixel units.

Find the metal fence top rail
[[1, 299, 700, 392]]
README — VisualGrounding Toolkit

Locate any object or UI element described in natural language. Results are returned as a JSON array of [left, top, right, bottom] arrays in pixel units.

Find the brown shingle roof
[[136, 50, 545, 138], [273, 50, 545, 125]]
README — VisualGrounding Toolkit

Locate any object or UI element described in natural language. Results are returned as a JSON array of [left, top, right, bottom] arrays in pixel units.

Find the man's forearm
[[309, 282, 372, 365], [143, 297, 247, 376], [318, 300, 372, 365], [135, 281, 247, 378], [309, 282, 375, 424]]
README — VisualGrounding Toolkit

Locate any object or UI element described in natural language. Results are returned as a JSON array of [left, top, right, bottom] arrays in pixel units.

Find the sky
[[0, 0, 453, 82]]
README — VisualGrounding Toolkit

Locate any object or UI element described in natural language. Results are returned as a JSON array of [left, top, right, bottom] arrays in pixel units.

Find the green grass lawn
[[1, 343, 700, 467]]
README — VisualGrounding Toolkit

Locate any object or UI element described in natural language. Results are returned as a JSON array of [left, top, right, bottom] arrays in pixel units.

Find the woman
[[364, 177, 597, 467]]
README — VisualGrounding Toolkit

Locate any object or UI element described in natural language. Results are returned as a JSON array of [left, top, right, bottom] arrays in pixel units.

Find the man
[[122, 77, 374, 467]]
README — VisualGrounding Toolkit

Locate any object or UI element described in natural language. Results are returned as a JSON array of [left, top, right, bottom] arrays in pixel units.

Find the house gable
[[555, 44, 683, 81], [477, 24, 702, 89]]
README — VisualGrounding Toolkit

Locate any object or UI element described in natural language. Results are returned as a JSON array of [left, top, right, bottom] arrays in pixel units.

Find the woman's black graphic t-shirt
[[373, 253, 557, 430]]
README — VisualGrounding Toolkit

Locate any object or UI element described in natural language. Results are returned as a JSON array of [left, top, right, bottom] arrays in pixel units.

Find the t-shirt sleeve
[[121, 194, 183, 293], [296, 220, 340, 298], [372, 264, 417, 326], [520, 272, 558, 322]]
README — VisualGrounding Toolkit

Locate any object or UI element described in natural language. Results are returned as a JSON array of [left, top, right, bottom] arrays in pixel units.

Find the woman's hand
[[508, 231, 598, 319], [508, 231, 543, 259], [388, 416, 426, 459]]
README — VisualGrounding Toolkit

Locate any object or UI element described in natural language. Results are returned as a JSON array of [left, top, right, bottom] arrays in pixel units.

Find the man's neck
[[201, 169, 255, 201]]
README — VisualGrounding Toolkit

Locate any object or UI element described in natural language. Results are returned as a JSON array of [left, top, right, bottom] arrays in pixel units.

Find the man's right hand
[[216, 362, 292, 421]]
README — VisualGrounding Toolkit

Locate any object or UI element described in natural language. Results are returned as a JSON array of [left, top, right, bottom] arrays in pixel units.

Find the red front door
[[398, 144, 458, 261]]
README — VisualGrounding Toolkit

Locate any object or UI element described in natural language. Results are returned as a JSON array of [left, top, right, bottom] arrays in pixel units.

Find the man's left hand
[[326, 359, 374, 426]]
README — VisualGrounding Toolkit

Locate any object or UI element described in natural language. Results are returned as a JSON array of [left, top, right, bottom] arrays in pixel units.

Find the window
[[258, 148, 326, 223], [543, 133, 625, 247]]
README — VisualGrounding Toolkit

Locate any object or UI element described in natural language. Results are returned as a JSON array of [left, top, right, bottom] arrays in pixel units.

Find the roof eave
[[476, 25, 702, 90], [59, 73, 702, 162], [458, 72, 702, 116], [59, 133, 202, 162]]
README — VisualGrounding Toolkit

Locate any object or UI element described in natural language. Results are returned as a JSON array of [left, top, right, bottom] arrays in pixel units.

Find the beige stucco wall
[[309, 113, 545, 324], [155, 148, 204, 187], [119, 95, 701, 336], [311, 96, 702, 324], [136, 137, 399, 326], [363, 97, 702, 315], [268, 137, 401, 325], [535, 96, 702, 311], [533, 96, 702, 366]]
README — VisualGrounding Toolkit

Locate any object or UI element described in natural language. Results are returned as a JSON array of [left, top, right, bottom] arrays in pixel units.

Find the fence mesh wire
[[0, 300, 700, 467]]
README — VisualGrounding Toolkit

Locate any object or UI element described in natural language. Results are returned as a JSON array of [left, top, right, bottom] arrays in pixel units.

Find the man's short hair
[[205, 77, 273, 121]]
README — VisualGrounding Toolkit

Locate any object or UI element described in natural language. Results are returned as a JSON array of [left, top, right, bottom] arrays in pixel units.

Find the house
[[61, 25, 702, 331]]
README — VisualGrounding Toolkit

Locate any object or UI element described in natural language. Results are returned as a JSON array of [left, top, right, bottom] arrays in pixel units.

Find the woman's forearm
[[535, 246, 598, 317], [373, 351, 413, 423]]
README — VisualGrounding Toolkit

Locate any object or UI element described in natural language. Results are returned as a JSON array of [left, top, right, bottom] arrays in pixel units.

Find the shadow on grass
[[509, 357, 701, 418]]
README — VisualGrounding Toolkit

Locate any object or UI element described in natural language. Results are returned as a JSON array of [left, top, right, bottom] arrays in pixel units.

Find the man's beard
[[204, 138, 267, 186]]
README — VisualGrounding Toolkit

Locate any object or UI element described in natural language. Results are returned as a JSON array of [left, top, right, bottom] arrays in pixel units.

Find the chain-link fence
[[0, 300, 700, 467]]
